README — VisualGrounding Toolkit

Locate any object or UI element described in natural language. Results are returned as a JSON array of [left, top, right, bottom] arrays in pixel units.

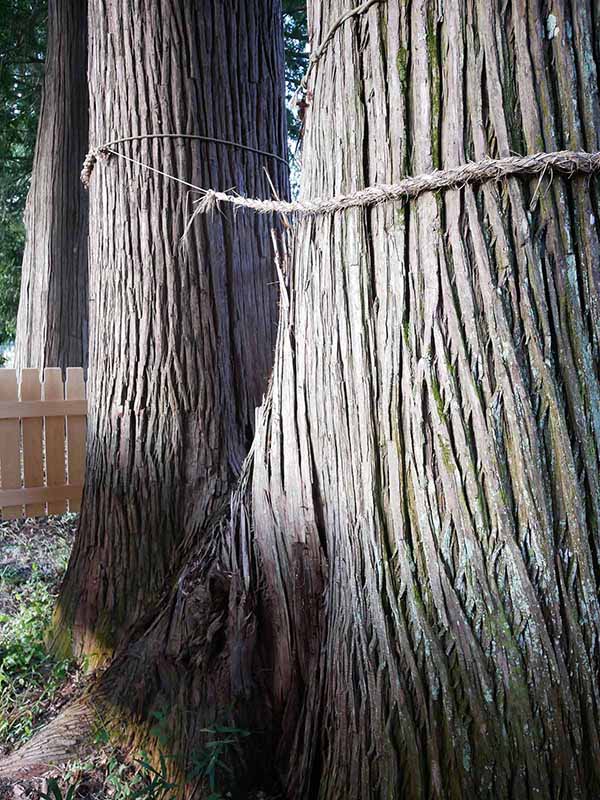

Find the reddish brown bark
[[14, 0, 89, 371]]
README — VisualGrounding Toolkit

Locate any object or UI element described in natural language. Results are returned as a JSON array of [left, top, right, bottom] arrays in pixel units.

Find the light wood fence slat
[[20, 369, 45, 517], [0, 400, 87, 419], [0, 370, 23, 519], [0, 485, 84, 506], [66, 368, 86, 513], [44, 368, 67, 515], [0, 368, 87, 520]]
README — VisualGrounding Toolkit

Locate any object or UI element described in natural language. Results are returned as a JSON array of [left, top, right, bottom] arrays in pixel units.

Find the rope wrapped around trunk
[[193, 151, 600, 216], [81, 143, 600, 217]]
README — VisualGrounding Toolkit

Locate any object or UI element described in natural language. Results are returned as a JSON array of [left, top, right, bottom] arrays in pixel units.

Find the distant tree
[[14, 0, 88, 370], [0, 0, 45, 347]]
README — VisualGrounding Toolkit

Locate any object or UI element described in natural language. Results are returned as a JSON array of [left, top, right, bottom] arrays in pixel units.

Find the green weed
[[103, 752, 145, 800], [0, 566, 74, 746], [132, 751, 179, 799], [39, 777, 78, 800], [187, 723, 251, 799]]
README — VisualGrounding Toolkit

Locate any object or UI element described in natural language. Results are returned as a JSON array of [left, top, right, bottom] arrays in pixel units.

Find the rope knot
[[80, 146, 111, 189], [197, 189, 220, 215]]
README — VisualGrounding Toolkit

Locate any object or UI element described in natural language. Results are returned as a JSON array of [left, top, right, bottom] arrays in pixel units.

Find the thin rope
[[294, 0, 385, 105], [104, 147, 210, 194], [81, 132, 288, 188]]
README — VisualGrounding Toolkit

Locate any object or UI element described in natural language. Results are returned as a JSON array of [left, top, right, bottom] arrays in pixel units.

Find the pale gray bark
[[14, 0, 88, 371]]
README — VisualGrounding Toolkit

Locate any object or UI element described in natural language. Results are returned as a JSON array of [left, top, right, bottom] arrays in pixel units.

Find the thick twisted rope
[[82, 148, 600, 218], [81, 132, 289, 188], [193, 150, 600, 216]]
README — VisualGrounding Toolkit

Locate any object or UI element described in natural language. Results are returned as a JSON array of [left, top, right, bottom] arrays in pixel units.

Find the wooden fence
[[0, 368, 87, 520]]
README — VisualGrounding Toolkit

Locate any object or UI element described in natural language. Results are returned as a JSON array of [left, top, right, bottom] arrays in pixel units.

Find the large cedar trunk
[[14, 0, 88, 371], [6, 0, 600, 797], [247, 0, 600, 795], [50, 0, 288, 661]]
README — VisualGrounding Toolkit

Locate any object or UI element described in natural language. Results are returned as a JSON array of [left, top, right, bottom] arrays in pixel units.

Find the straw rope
[[193, 150, 600, 216], [82, 148, 600, 218]]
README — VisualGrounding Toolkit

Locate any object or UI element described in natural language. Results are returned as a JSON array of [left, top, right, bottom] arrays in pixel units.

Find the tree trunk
[[14, 0, 88, 371], [8, 1, 600, 797], [50, 0, 288, 662], [245, 0, 600, 795]]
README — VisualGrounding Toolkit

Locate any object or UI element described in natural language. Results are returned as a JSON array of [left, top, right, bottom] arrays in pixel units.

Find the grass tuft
[[0, 566, 76, 747], [0, 516, 78, 752]]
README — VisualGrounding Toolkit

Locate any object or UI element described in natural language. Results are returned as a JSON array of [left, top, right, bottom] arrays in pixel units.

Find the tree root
[[0, 700, 96, 780]]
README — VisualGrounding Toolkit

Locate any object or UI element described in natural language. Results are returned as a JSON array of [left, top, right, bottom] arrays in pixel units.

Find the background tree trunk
[[50, 0, 288, 663], [14, 0, 88, 371]]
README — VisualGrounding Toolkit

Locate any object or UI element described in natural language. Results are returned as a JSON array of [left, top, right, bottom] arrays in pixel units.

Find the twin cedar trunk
[[46, 0, 600, 799], [254, 0, 600, 795], [15, 0, 88, 371], [50, 0, 288, 661]]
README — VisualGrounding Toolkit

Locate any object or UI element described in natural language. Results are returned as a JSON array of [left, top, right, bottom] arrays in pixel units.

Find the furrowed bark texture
[[0, 701, 95, 780], [249, 0, 600, 796], [14, 0, 89, 371], [17, 1, 600, 797], [51, 0, 288, 662]]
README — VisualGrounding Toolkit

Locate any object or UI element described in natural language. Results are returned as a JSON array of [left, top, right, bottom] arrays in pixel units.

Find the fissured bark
[[51, 0, 288, 662], [15, 0, 89, 371]]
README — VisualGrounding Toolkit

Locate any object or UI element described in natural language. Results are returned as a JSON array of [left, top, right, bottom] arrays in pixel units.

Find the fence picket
[[43, 368, 68, 515], [0, 368, 87, 520], [0, 370, 23, 519], [20, 369, 45, 517], [66, 368, 86, 513]]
